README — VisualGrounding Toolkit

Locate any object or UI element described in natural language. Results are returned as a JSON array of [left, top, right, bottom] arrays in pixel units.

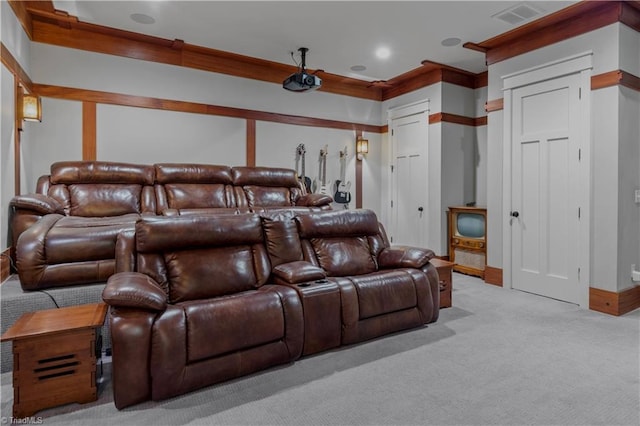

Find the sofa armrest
[[378, 246, 435, 269], [103, 272, 167, 311], [272, 261, 326, 284], [10, 194, 64, 215], [296, 193, 334, 207]]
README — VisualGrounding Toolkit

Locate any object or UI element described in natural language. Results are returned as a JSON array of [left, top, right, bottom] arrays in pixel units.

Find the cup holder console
[[297, 279, 328, 288]]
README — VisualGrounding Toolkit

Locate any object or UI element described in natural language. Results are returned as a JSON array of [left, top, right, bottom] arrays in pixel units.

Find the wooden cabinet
[[1, 303, 107, 418], [448, 206, 487, 278]]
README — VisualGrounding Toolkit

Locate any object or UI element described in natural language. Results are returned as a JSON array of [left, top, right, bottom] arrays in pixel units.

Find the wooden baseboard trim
[[484, 266, 503, 287], [1, 247, 12, 283], [589, 286, 640, 316]]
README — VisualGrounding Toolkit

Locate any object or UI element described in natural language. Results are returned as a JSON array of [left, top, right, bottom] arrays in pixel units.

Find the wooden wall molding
[[82, 102, 96, 160], [484, 266, 503, 287], [485, 98, 504, 113], [466, 1, 637, 66], [592, 70, 640, 92], [590, 286, 640, 316], [381, 61, 479, 101], [1, 43, 33, 93], [246, 119, 256, 166], [33, 83, 386, 134], [355, 130, 363, 209], [429, 112, 487, 127]]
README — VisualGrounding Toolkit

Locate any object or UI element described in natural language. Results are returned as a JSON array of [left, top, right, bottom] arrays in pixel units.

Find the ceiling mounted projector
[[283, 47, 322, 93]]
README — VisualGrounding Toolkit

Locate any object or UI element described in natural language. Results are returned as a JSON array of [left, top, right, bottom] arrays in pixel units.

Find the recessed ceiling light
[[130, 13, 155, 25], [375, 47, 391, 60], [441, 37, 461, 47], [350, 65, 367, 72]]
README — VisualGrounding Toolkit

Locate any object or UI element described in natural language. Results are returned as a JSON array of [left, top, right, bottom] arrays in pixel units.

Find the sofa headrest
[[232, 167, 299, 188], [136, 214, 263, 252], [50, 161, 155, 185], [296, 209, 379, 239], [154, 163, 233, 184]]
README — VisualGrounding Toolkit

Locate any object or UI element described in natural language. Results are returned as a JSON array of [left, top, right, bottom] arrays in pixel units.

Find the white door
[[511, 72, 582, 304], [390, 113, 428, 247]]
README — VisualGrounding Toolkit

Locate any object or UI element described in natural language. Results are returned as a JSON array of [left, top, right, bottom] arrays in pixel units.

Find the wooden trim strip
[[0, 247, 12, 284], [82, 102, 97, 161], [33, 84, 386, 133], [471, 1, 623, 66], [590, 286, 640, 316], [475, 116, 488, 127], [620, 1, 640, 33], [429, 112, 484, 127], [381, 61, 478, 100], [620, 70, 640, 92], [14, 79, 21, 196], [484, 266, 503, 287], [591, 70, 623, 90], [474, 71, 488, 89], [7, 0, 35, 40], [0, 43, 33, 93], [355, 130, 363, 209], [485, 99, 504, 113], [591, 70, 640, 91], [246, 119, 256, 167]]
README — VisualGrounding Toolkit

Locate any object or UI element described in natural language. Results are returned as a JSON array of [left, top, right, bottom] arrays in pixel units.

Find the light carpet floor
[[1, 273, 638, 426]]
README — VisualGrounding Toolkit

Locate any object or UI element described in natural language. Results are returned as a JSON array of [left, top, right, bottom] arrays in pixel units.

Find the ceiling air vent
[[492, 2, 543, 25]]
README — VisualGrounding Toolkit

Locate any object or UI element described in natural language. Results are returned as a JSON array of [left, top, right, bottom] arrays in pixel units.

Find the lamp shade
[[23, 94, 42, 122], [356, 138, 369, 155]]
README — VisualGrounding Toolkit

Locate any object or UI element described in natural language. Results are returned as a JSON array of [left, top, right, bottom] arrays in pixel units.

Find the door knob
[[510, 211, 519, 218], [418, 207, 424, 212]]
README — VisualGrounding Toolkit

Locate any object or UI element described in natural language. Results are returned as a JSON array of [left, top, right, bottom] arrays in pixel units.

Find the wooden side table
[[431, 258, 454, 308], [1, 303, 107, 418]]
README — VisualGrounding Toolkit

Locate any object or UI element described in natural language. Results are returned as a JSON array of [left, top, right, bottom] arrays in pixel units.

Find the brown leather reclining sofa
[[9, 161, 332, 291], [102, 209, 439, 409]]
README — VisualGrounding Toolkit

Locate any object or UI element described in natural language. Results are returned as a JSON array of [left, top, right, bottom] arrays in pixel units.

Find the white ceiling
[[52, 1, 577, 80]]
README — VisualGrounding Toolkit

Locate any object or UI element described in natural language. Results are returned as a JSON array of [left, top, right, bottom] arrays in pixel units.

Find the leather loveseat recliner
[[102, 209, 439, 409]]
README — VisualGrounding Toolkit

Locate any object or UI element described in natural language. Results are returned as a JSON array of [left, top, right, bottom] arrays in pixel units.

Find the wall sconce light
[[22, 94, 42, 122], [356, 137, 369, 160]]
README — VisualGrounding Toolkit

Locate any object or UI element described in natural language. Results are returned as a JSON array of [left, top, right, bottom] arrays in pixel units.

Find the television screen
[[456, 213, 485, 238]]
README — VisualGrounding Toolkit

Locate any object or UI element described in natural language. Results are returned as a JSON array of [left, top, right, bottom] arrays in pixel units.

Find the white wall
[[1, 1, 31, 75], [475, 86, 488, 206], [23, 98, 82, 191], [255, 122, 357, 210], [361, 131, 383, 218], [97, 105, 245, 166], [618, 87, 640, 290], [1, 64, 15, 251], [0, 1, 32, 251], [590, 87, 620, 292]]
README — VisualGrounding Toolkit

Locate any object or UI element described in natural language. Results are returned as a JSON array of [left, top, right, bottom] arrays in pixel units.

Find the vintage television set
[[448, 206, 487, 278]]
